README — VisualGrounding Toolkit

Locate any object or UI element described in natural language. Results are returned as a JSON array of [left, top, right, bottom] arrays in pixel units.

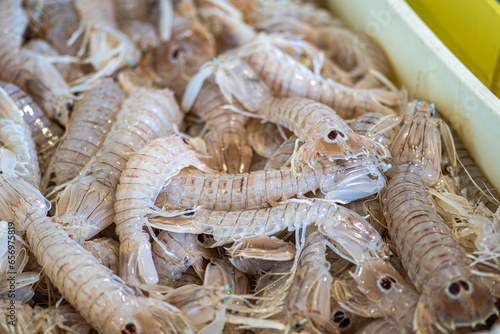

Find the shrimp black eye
[[121, 323, 137, 334], [328, 130, 339, 140], [169, 47, 186, 62], [339, 318, 350, 328], [448, 282, 460, 295], [460, 280, 470, 291], [379, 276, 397, 290], [333, 311, 345, 323], [197, 234, 205, 243]]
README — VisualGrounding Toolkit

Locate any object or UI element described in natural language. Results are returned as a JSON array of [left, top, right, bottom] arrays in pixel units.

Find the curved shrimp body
[[0, 81, 63, 154], [43, 79, 125, 194], [236, 34, 400, 118], [0, 175, 193, 334], [0, 86, 40, 188], [259, 97, 389, 174], [156, 152, 388, 212], [115, 135, 216, 285], [54, 87, 182, 242], [0, 0, 72, 126], [192, 79, 253, 173], [383, 102, 498, 332]]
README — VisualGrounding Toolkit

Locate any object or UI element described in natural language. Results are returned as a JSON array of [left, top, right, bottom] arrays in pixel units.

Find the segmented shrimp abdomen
[[0, 81, 63, 153], [384, 171, 469, 290], [43, 79, 125, 192]]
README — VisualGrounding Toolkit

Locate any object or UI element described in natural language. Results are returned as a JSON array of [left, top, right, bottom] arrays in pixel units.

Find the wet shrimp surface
[[0, 0, 499, 333]]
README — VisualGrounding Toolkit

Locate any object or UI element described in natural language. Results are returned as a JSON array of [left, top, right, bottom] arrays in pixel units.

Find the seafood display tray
[[326, 0, 500, 194]]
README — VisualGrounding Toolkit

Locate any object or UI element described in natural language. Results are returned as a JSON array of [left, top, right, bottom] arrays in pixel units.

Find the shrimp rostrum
[[379, 100, 500, 332]]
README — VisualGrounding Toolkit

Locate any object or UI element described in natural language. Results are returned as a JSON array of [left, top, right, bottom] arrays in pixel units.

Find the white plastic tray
[[326, 0, 500, 193]]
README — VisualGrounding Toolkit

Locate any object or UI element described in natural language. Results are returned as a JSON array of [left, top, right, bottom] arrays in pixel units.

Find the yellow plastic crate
[[326, 0, 500, 193], [408, 0, 500, 98]]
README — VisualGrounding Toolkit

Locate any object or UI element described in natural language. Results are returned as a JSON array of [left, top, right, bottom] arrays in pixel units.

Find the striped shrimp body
[[235, 34, 400, 119], [43, 78, 125, 194], [184, 55, 389, 174], [0, 175, 193, 334], [54, 87, 182, 242], [382, 101, 500, 332], [0, 81, 63, 154], [148, 199, 390, 257], [70, 0, 141, 90], [0, 86, 40, 188], [0, 0, 73, 126], [254, 0, 338, 27], [156, 152, 388, 212], [115, 135, 216, 285]]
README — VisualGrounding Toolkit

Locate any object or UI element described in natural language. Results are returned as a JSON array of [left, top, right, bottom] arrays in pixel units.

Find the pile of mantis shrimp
[[0, 0, 499, 333]]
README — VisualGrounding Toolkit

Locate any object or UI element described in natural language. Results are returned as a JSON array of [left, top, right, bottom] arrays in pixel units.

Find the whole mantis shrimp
[[0, 86, 40, 188], [183, 54, 390, 174], [0, 0, 73, 126], [155, 148, 389, 212], [381, 101, 500, 332], [0, 174, 193, 334], [115, 135, 216, 285], [233, 34, 400, 119], [54, 87, 182, 242], [43, 78, 125, 194]]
